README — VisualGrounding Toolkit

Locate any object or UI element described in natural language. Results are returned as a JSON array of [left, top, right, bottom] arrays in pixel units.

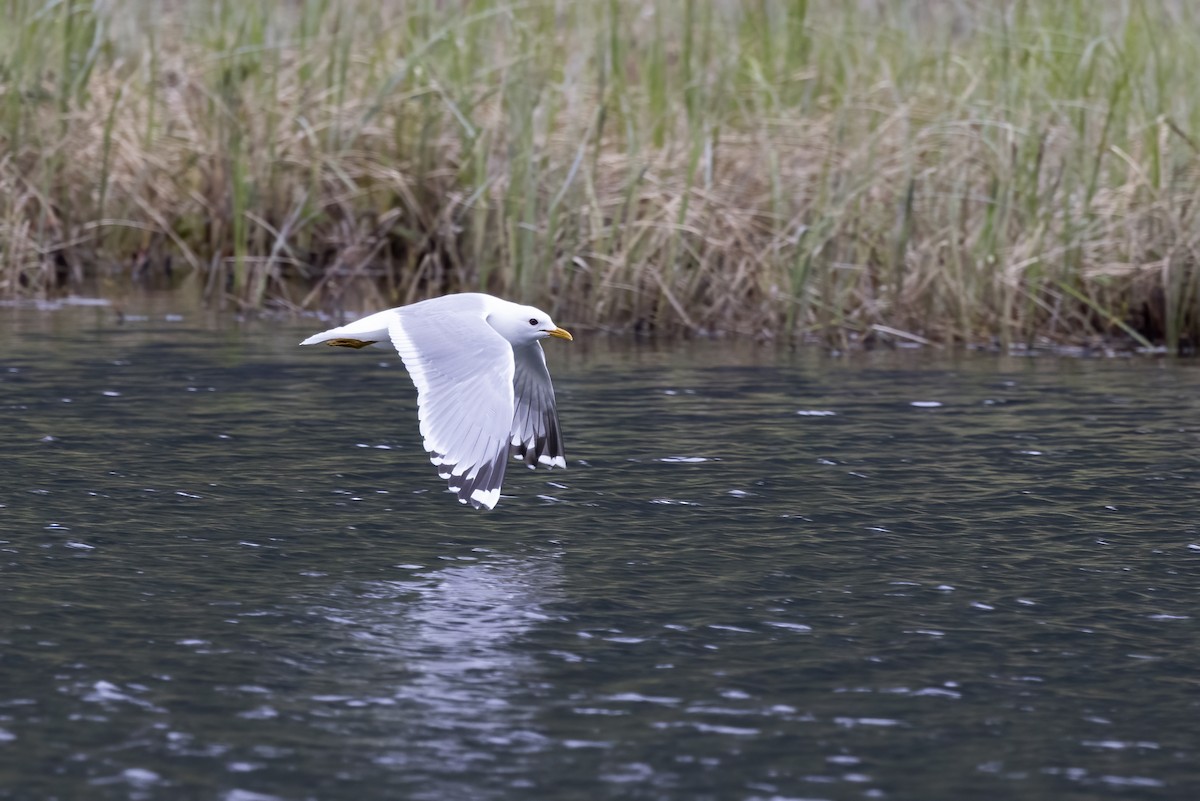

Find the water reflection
[[309, 553, 563, 799]]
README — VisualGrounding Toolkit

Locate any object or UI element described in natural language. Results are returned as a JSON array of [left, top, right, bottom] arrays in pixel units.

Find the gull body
[[300, 292, 572, 509]]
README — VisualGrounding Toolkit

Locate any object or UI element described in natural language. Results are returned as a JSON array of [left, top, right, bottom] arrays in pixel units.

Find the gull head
[[489, 302, 573, 346]]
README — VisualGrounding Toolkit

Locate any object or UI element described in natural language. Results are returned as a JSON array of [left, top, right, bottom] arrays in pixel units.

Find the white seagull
[[300, 293, 573, 509]]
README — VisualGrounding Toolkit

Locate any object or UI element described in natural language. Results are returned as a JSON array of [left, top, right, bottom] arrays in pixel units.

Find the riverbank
[[2, 1, 1198, 349]]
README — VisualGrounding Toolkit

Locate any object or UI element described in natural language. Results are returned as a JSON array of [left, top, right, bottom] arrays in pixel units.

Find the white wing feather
[[388, 302, 514, 509]]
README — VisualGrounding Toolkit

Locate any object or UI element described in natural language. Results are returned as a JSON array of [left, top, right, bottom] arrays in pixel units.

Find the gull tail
[[300, 308, 398, 348]]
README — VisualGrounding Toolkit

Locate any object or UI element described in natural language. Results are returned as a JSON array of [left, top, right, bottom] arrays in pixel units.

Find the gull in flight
[[301, 293, 572, 509]]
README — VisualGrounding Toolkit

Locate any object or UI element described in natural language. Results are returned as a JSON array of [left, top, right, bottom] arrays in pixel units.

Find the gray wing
[[388, 306, 514, 509], [510, 342, 566, 469]]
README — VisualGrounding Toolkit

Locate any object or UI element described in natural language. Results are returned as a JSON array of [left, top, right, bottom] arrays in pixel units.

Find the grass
[[2, 0, 1200, 349]]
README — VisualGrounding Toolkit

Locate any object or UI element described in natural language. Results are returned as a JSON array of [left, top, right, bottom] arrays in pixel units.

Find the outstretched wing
[[388, 305, 514, 509], [510, 342, 566, 469]]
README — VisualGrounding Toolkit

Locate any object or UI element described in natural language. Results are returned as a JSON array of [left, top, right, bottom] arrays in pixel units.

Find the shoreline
[[1, 288, 1174, 358]]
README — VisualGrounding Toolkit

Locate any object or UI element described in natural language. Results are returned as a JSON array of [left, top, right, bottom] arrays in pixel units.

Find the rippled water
[[2, 301, 1199, 800]]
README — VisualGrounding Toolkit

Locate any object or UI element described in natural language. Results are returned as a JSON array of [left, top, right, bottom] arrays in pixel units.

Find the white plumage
[[301, 293, 572, 509]]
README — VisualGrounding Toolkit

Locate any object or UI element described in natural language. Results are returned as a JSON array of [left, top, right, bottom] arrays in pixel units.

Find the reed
[[2, 0, 1199, 349]]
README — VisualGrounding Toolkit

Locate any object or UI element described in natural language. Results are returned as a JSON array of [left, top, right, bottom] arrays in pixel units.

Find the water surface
[[2, 301, 1199, 800]]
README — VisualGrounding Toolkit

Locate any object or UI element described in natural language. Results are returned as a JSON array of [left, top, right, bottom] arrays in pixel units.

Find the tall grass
[[2, 0, 1199, 348]]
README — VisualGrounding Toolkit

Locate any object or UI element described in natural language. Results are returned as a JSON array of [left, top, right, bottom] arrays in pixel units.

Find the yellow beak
[[545, 326, 573, 342]]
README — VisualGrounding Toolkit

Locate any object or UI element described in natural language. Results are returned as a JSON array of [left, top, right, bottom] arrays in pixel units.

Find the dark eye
[[528, 318, 538, 326]]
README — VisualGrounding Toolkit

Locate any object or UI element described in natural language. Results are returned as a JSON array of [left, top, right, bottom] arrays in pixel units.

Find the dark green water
[[2, 301, 1199, 801]]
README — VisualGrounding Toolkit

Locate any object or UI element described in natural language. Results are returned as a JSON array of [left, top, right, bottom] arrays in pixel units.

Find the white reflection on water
[[317, 552, 563, 795]]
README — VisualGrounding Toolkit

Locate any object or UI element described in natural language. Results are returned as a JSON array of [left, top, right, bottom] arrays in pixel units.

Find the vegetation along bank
[[2, 1, 1198, 349]]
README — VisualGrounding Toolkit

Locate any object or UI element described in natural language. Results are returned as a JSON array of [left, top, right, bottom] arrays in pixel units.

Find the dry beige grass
[[2, 0, 1199, 349]]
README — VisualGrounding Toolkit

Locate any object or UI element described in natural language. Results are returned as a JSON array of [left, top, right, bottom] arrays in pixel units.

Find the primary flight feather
[[300, 293, 572, 509]]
